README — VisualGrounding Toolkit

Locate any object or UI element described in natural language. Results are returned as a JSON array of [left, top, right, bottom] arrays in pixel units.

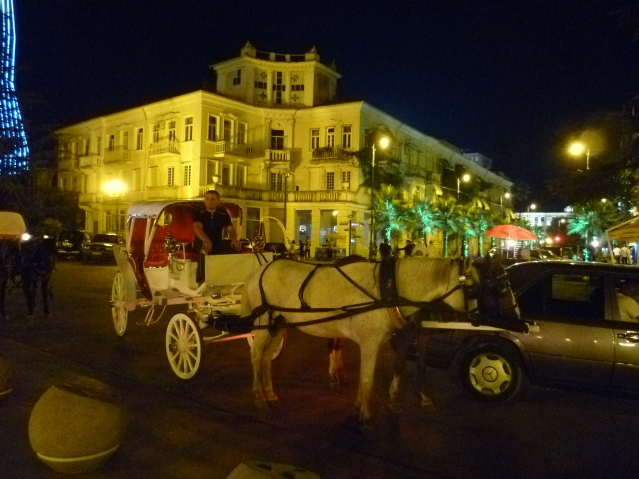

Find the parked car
[[529, 248, 569, 261], [81, 233, 123, 264], [408, 261, 639, 402], [57, 230, 91, 260]]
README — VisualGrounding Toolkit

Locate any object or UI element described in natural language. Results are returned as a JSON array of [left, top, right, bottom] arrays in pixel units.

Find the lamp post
[[102, 179, 127, 236], [283, 172, 290, 228], [457, 173, 471, 200], [369, 136, 389, 261], [500, 191, 511, 217], [568, 142, 590, 171]]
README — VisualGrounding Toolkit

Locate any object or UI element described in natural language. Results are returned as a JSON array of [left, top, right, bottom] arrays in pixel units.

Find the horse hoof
[[253, 399, 268, 410], [266, 398, 281, 408], [387, 403, 404, 415]]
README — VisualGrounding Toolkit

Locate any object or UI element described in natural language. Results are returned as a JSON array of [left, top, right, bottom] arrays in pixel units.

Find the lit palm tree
[[465, 206, 498, 256], [567, 201, 619, 261], [373, 184, 408, 244], [432, 196, 464, 258], [407, 196, 442, 242]]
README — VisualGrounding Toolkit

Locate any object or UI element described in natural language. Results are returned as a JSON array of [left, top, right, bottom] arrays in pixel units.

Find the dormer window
[[232, 69, 241, 86]]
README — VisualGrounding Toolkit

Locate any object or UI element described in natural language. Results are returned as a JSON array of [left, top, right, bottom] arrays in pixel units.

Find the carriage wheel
[[166, 313, 203, 380], [111, 272, 128, 337], [246, 332, 286, 360]]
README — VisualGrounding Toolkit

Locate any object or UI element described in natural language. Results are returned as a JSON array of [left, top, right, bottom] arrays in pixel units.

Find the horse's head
[[467, 254, 519, 319]]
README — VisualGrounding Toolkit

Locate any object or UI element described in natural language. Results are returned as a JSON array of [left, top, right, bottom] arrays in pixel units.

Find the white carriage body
[[0, 211, 26, 238]]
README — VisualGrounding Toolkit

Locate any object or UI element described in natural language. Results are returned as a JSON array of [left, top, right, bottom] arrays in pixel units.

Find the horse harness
[[217, 257, 479, 336]]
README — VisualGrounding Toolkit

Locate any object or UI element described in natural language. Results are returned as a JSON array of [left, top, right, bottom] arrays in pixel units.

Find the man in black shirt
[[193, 190, 242, 255], [379, 238, 392, 262]]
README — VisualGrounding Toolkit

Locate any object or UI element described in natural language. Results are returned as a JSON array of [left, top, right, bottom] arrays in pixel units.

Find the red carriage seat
[[143, 205, 198, 268]]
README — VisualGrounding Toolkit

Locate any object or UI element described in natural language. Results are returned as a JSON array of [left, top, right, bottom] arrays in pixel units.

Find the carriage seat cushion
[[143, 240, 169, 268]]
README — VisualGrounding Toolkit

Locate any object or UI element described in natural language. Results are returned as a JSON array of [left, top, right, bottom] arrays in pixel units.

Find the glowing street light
[[528, 203, 536, 213], [568, 142, 590, 170], [103, 179, 127, 236], [369, 135, 389, 260], [457, 173, 471, 200]]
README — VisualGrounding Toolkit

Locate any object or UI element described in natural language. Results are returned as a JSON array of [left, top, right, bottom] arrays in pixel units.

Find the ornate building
[[56, 43, 513, 255], [0, 0, 28, 175]]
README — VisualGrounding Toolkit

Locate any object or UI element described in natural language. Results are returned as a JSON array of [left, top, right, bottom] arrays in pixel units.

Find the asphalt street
[[1, 261, 639, 479]]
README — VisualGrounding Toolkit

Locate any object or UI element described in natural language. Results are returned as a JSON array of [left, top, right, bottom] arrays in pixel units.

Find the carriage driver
[[193, 190, 242, 281]]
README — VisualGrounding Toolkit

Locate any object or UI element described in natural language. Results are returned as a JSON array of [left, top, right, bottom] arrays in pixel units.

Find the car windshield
[[92, 234, 119, 243]]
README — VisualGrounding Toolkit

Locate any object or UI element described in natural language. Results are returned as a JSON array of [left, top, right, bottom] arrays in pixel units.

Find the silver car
[[421, 261, 639, 401]]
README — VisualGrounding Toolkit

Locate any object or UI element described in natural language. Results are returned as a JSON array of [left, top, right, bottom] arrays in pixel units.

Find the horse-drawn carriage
[[110, 200, 283, 380]]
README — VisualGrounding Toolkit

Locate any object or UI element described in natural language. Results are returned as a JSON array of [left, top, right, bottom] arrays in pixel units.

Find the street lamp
[[103, 179, 127, 236], [568, 142, 590, 171], [500, 191, 511, 216], [457, 173, 471, 200], [527, 203, 536, 214], [369, 135, 389, 260]]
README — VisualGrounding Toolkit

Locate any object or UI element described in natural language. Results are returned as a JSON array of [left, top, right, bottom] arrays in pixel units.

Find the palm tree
[[465, 206, 497, 256], [373, 184, 408, 244], [407, 196, 442, 242], [432, 196, 464, 258], [567, 201, 620, 261]]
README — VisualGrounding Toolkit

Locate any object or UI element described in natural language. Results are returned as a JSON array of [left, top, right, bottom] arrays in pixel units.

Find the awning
[[606, 216, 639, 243]]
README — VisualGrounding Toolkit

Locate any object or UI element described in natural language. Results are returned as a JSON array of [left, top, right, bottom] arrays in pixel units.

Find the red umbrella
[[485, 224, 537, 240]]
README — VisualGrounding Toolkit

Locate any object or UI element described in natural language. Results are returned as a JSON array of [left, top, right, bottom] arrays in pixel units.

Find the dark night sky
[[15, 1, 639, 206]]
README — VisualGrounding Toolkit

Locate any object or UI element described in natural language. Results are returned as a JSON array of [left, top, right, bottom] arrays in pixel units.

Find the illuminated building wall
[[0, 0, 28, 175]]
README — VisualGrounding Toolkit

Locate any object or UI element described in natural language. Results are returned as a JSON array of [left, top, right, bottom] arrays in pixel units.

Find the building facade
[[56, 43, 513, 256]]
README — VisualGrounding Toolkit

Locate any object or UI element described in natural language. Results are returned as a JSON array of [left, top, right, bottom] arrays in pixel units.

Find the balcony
[[200, 183, 284, 202], [311, 147, 350, 164], [213, 141, 256, 158], [292, 190, 358, 203], [103, 146, 130, 164], [79, 156, 101, 169], [58, 159, 78, 172], [79, 193, 96, 205], [150, 140, 179, 156], [405, 165, 426, 177], [145, 185, 180, 200]]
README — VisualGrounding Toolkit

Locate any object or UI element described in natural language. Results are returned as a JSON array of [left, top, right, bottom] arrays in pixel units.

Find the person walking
[[299, 239, 306, 262], [621, 244, 630, 265], [379, 238, 392, 262], [613, 245, 622, 264], [289, 240, 298, 261]]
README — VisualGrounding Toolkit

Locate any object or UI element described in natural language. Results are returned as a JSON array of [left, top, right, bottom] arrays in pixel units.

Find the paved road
[[1, 261, 639, 479]]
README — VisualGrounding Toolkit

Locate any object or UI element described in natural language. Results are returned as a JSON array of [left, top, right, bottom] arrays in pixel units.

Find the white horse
[[242, 256, 480, 430]]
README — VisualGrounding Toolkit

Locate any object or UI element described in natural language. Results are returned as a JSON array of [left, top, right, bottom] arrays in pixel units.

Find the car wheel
[[460, 342, 525, 402]]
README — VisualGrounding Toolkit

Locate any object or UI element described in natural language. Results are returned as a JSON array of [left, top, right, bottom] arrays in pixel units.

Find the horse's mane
[[398, 257, 455, 302]]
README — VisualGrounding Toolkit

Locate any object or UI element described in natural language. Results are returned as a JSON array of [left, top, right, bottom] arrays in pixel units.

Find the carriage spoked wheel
[[246, 332, 286, 360], [166, 313, 203, 380], [111, 272, 128, 337]]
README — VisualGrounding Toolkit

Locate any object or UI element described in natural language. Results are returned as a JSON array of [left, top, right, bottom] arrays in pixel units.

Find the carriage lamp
[[21, 233, 31, 242]]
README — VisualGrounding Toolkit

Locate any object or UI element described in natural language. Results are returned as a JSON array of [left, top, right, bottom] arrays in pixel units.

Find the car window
[[518, 273, 604, 321], [92, 234, 119, 243], [612, 278, 639, 323]]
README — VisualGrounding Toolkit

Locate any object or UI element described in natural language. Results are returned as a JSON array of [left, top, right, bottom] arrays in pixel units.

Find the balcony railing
[[265, 149, 290, 162], [58, 159, 78, 171], [79, 156, 101, 169], [149, 140, 179, 156], [311, 147, 349, 163], [214, 141, 256, 158], [103, 146, 130, 164], [292, 190, 358, 203], [79, 193, 96, 204], [145, 185, 180, 200], [200, 183, 284, 202]]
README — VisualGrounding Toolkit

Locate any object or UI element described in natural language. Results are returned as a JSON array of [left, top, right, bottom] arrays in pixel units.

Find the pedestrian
[[193, 190, 242, 282], [379, 238, 392, 262], [305, 237, 311, 259], [289, 240, 298, 261], [398, 239, 415, 257], [613, 245, 622, 264], [299, 239, 306, 262], [412, 240, 427, 257], [621, 244, 630, 265]]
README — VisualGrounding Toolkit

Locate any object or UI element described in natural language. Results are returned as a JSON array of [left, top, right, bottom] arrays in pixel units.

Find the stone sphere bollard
[[227, 461, 321, 479], [28, 384, 127, 474], [0, 356, 14, 398]]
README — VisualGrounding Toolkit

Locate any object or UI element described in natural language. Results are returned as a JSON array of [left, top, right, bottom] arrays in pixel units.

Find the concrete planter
[[0, 356, 14, 398], [28, 384, 127, 474], [227, 461, 320, 479]]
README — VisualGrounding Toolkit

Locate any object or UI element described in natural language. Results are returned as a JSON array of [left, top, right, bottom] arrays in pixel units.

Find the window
[[270, 172, 283, 191], [246, 207, 261, 239], [311, 129, 320, 150], [122, 131, 129, 150], [342, 171, 351, 183], [271, 129, 284, 150], [96, 136, 101, 155], [72, 176, 78, 191], [136, 128, 144, 150], [167, 166, 175, 186], [184, 117, 193, 141], [237, 165, 246, 188], [273, 71, 285, 104], [326, 127, 335, 147], [232, 69, 241, 86], [208, 116, 217, 141], [291, 84, 304, 91], [223, 120, 232, 142], [326, 171, 335, 190], [254, 80, 267, 89], [108, 135, 115, 151], [168, 121, 176, 142], [183, 164, 191, 186], [84, 139, 90, 156], [153, 124, 160, 143], [518, 273, 604, 321], [237, 122, 246, 145], [222, 164, 230, 185], [342, 126, 352, 149]]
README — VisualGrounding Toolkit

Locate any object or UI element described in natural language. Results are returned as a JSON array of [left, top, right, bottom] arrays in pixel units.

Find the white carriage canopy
[[0, 212, 26, 238]]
